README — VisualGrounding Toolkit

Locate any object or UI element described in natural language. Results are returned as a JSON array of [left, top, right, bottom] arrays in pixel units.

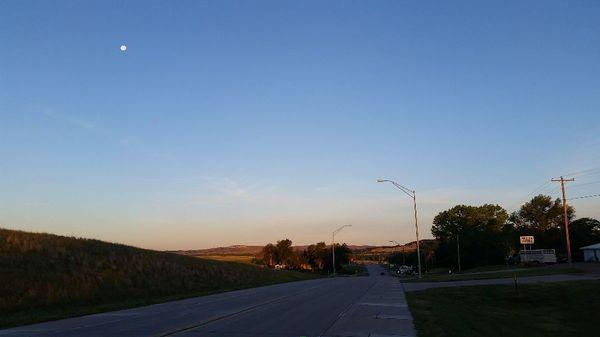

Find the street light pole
[[332, 225, 351, 276], [412, 191, 422, 277], [377, 179, 422, 278]]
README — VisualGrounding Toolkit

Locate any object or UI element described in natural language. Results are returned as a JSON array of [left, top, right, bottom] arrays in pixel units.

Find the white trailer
[[519, 249, 557, 264]]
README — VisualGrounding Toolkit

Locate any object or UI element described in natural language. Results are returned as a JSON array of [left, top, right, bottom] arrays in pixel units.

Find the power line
[[508, 181, 551, 211], [562, 166, 600, 178], [570, 180, 600, 189], [540, 184, 561, 197], [568, 168, 600, 180], [509, 167, 600, 211], [568, 193, 600, 201]]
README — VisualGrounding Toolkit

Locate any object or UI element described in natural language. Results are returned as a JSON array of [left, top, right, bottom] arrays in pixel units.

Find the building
[[580, 243, 600, 262]]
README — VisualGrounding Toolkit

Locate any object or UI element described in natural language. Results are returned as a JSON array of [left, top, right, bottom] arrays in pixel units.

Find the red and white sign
[[520, 236, 534, 245]]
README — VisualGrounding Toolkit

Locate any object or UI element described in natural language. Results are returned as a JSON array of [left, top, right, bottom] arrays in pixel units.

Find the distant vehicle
[[519, 249, 557, 264], [398, 265, 414, 276]]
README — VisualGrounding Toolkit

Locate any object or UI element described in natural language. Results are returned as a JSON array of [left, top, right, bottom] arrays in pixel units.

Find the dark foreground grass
[[0, 228, 316, 328], [406, 281, 600, 337], [402, 267, 582, 282]]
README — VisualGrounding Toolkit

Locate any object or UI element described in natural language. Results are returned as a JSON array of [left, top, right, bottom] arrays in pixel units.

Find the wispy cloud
[[41, 108, 172, 161], [315, 186, 332, 192], [42, 109, 103, 133], [183, 176, 279, 207], [212, 178, 249, 199]]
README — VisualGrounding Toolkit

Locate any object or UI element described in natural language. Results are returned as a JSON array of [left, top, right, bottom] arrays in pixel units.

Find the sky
[[1, 1, 600, 250]]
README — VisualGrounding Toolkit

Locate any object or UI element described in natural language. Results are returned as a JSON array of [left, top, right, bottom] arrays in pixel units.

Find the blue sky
[[1, 1, 600, 249]]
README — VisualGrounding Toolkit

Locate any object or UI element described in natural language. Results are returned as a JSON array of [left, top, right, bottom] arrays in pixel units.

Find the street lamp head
[[333, 224, 352, 235], [376, 179, 386, 183]]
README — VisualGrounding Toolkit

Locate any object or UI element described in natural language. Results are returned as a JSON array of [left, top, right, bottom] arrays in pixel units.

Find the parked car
[[398, 265, 415, 276]]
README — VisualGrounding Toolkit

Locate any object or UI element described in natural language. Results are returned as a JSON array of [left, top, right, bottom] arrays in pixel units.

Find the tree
[[569, 217, 600, 260], [259, 239, 300, 268], [432, 204, 509, 269], [274, 239, 294, 266], [303, 242, 328, 271], [302, 242, 351, 273], [512, 195, 574, 231], [261, 243, 276, 267], [330, 243, 351, 272], [388, 240, 438, 271], [510, 195, 575, 254]]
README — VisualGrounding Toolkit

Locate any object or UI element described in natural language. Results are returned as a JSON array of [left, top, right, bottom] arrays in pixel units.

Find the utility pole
[[552, 176, 575, 266]]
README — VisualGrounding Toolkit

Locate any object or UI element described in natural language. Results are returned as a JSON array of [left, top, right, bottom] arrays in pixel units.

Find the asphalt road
[[0, 265, 416, 337]]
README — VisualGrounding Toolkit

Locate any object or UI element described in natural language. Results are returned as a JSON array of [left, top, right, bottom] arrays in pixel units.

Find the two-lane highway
[[0, 265, 416, 337]]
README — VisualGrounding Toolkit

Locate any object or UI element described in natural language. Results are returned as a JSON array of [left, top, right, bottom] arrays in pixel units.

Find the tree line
[[258, 239, 352, 273], [389, 194, 600, 270]]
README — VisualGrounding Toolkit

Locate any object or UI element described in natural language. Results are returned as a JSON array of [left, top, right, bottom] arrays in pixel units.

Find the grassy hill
[[171, 245, 264, 257], [0, 228, 315, 327]]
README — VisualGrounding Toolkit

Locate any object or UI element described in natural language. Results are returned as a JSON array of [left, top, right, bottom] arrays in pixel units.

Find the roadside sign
[[520, 236, 534, 245]]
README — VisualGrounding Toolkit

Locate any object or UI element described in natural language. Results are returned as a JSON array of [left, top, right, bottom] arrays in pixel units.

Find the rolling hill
[[172, 244, 379, 257], [171, 242, 434, 261], [0, 228, 314, 327]]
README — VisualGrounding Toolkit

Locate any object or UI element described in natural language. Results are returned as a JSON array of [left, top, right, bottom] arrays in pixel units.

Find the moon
[[120, 45, 127, 52]]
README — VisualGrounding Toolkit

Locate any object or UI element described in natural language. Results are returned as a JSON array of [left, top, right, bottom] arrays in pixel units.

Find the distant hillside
[[172, 244, 376, 257], [172, 245, 264, 256], [353, 240, 438, 256], [0, 228, 314, 327]]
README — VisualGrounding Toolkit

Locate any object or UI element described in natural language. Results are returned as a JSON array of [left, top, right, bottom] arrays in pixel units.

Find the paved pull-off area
[[0, 265, 415, 337]]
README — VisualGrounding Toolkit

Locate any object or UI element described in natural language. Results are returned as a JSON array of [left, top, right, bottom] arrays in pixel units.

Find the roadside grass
[[456, 264, 514, 273], [0, 228, 317, 328], [423, 265, 510, 275], [401, 266, 582, 283], [406, 281, 600, 337]]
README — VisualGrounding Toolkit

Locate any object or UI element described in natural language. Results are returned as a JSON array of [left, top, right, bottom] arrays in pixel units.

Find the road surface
[[0, 265, 416, 337]]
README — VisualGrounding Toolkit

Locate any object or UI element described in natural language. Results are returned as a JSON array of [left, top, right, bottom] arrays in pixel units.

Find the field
[[406, 281, 600, 337], [0, 228, 316, 328], [197, 255, 256, 264]]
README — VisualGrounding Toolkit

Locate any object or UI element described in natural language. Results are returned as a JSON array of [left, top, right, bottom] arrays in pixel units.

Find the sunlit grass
[[0, 228, 316, 327]]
